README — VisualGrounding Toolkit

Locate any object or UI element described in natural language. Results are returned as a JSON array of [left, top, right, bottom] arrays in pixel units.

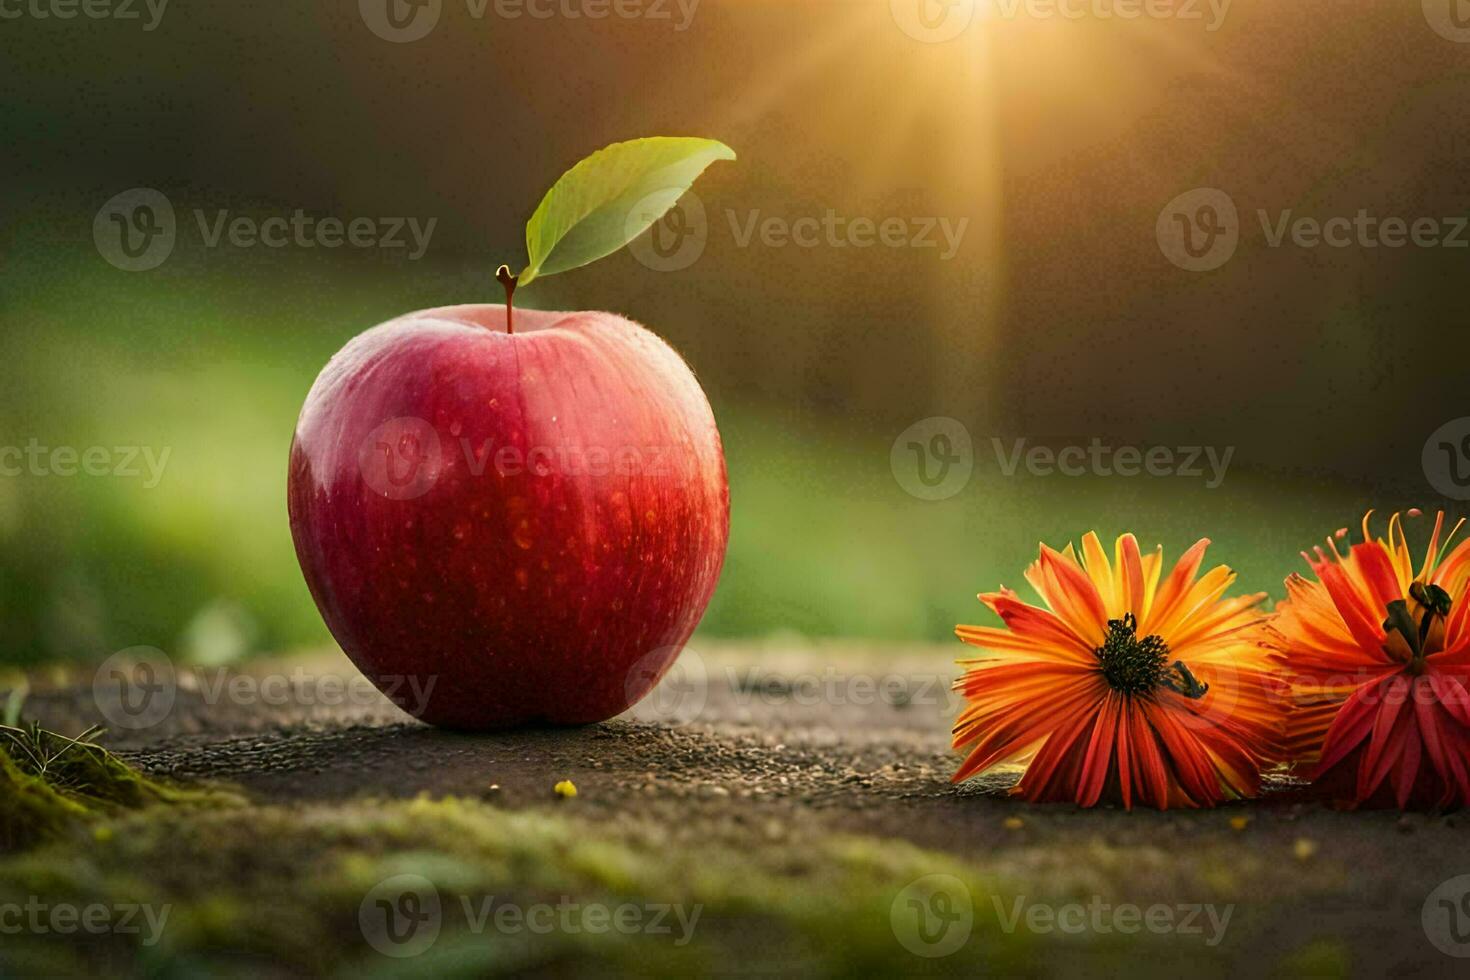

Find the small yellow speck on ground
[[1003, 816, 1024, 830], [553, 780, 577, 799], [1229, 815, 1251, 831], [1293, 837, 1318, 861]]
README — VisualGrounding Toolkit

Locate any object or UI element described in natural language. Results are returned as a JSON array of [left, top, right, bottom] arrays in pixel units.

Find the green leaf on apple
[[518, 136, 736, 287]]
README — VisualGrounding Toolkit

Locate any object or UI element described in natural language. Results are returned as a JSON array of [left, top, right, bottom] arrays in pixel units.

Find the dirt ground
[[7, 640, 1470, 977]]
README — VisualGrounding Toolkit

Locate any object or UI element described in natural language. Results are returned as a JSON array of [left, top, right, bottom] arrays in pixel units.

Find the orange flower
[[1270, 511, 1470, 809], [952, 532, 1281, 809]]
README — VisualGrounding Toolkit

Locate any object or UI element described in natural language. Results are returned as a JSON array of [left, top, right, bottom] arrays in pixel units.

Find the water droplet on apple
[[513, 519, 534, 550]]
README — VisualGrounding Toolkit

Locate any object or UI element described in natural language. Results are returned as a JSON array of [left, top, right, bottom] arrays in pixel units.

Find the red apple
[[287, 304, 728, 729]]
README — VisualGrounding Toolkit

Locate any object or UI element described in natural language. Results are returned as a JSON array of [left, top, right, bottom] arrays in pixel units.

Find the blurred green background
[[3, 1, 1468, 666]]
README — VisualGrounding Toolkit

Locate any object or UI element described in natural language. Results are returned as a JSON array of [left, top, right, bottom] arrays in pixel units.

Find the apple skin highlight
[[287, 304, 729, 729]]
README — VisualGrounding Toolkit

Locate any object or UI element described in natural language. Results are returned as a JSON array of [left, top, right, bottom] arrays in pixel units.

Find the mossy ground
[[0, 646, 1458, 977], [0, 723, 234, 853], [0, 795, 1035, 977]]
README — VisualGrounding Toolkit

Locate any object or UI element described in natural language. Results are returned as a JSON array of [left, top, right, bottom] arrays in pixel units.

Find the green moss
[[1274, 938, 1352, 978], [0, 752, 92, 851], [0, 723, 235, 853], [0, 795, 1033, 977]]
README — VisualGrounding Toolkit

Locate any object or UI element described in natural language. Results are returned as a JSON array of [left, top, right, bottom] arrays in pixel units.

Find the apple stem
[[496, 265, 518, 334]]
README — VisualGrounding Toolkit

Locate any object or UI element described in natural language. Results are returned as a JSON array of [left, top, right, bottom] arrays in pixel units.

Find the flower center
[[1384, 581, 1453, 673], [1094, 614, 1209, 699]]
